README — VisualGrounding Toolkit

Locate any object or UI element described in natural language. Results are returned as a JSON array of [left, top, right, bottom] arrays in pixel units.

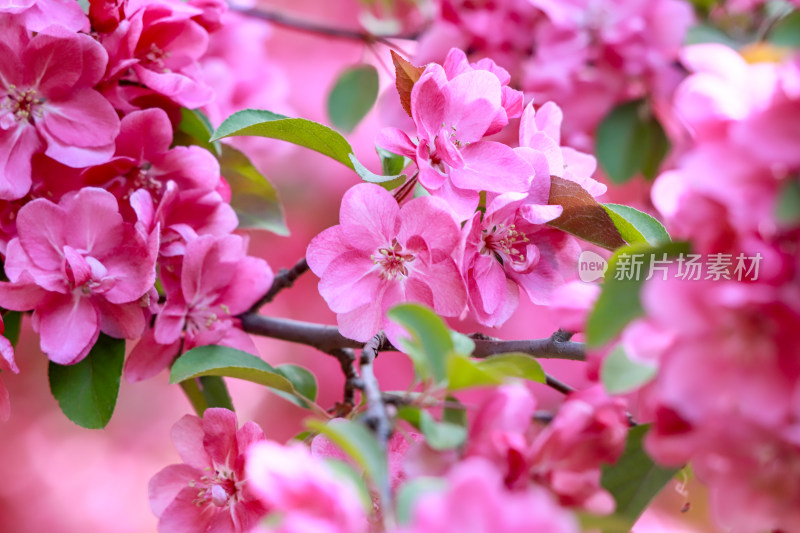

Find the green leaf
[[684, 24, 738, 46], [306, 418, 389, 499], [601, 425, 680, 531], [175, 108, 221, 156], [170, 345, 314, 409], [396, 478, 446, 525], [442, 395, 467, 427], [219, 144, 288, 235], [275, 364, 318, 401], [450, 331, 476, 356], [601, 344, 657, 394], [596, 100, 670, 184], [48, 334, 125, 429], [328, 65, 380, 133], [377, 146, 408, 176], [398, 407, 466, 450], [776, 178, 800, 224], [387, 304, 453, 383], [602, 204, 670, 246], [769, 10, 800, 47], [323, 458, 373, 510], [211, 109, 355, 170], [586, 241, 691, 347], [199, 376, 235, 411], [447, 353, 545, 391], [2, 311, 22, 346], [349, 153, 407, 184]]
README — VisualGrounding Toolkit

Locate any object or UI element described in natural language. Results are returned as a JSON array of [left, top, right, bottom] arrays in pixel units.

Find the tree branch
[[358, 332, 393, 509], [231, 5, 419, 49], [238, 313, 586, 361], [328, 348, 361, 415], [248, 257, 309, 313]]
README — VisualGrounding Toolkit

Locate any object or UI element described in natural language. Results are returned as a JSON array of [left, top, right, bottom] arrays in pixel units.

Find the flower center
[[1, 86, 44, 127], [481, 223, 529, 265], [372, 238, 415, 281], [192, 466, 241, 508], [141, 43, 171, 72]]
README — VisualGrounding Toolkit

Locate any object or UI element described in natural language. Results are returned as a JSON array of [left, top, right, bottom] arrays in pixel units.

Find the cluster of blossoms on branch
[[615, 43, 800, 532], [0, 0, 274, 414]]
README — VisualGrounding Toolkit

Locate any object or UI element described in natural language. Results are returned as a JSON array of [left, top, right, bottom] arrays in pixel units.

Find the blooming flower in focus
[[0, 187, 157, 364], [149, 408, 267, 533], [306, 183, 466, 343]]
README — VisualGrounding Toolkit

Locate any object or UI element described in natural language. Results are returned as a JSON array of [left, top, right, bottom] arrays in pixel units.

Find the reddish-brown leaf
[[391, 50, 425, 118], [547, 176, 627, 250]]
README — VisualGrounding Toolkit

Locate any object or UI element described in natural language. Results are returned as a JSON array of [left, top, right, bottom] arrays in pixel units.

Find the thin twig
[[231, 5, 418, 50], [248, 257, 309, 313], [238, 313, 586, 361], [544, 374, 575, 395], [359, 332, 393, 512], [328, 348, 361, 414]]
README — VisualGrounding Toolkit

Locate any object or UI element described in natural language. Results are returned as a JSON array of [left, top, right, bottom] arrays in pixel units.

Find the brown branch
[[328, 348, 361, 415], [544, 374, 575, 395], [358, 332, 393, 508], [238, 313, 586, 361], [231, 5, 419, 49], [249, 257, 309, 313]]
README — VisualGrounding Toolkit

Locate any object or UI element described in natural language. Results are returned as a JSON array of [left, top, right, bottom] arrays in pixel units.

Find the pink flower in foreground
[[125, 234, 273, 382], [0, 187, 157, 364], [0, 0, 87, 33], [0, 19, 120, 199], [392, 458, 579, 533], [149, 408, 267, 533], [377, 48, 533, 219], [307, 183, 466, 343], [246, 440, 369, 533]]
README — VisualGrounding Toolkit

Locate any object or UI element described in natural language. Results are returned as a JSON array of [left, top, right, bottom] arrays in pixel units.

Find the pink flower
[[0, 20, 120, 199], [377, 49, 533, 219], [82, 108, 236, 256], [306, 183, 466, 343], [0, 0, 88, 33], [0, 187, 157, 364], [246, 440, 369, 533], [102, 2, 213, 108], [392, 457, 579, 533], [526, 386, 628, 514], [125, 234, 273, 382], [149, 408, 267, 533]]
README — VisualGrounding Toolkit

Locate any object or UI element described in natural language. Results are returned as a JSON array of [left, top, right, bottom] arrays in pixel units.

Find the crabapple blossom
[[377, 49, 533, 219], [306, 183, 466, 343], [391, 458, 579, 533], [125, 234, 272, 381], [0, 187, 157, 364], [149, 408, 267, 533], [0, 0, 88, 33], [0, 19, 120, 199], [246, 440, 369, 533]]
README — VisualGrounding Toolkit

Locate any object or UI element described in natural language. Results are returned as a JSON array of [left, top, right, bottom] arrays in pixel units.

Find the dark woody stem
[[247, 257, 309, 313]]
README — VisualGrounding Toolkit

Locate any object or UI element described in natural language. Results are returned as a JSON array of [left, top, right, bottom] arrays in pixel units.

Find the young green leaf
[[377, 146, 408, 176], [398, 406, 467, 450], [548, 176, 627, 250], [447, 353, 546, 391], [48, 334, 125, 429], [328, 65, 380, 132], [602, 204, 670, 246], [306, 418, 390, 502], [776, 178, 800, 225], [769, 10, 800, 47], [170, 345, 315, 409], [211, 109, 355, 170], [387, 303, 454, 383], [2, 311, 22, 346], [219, 144, 288, 235], [601, 424, 680, 531], [586, 241, 691, 347], [601, 344, 657, 394], [349, 153, 407, 184], [275, 364, 318, 401], [175, 108, 222, 156]]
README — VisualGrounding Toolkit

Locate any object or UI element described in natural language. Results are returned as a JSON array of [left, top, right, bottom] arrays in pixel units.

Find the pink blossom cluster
[[621, 44, 800, 532], [403, 384, 629, 515], [0, 0, 274, 417], [309, 48, 604, 341], [414, 0, 694, 147]]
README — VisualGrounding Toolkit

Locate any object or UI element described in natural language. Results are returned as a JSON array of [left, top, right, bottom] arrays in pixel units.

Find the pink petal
[[0, 277, 48, 311], [444, 70, 502, 142], [410, 65, 447, 140], [41, 89, 120, 149], [306, 226, 347, 278], [22, 30, 82, 94], [375, 127, 416, 159], [202, 408, 239, 467], [15, 198, 67, 271], [96, 298, 146, 339], [36, 293, 99, 365], [154, 299, 188, 345], [337, 299, 383, 342], [157, 486, 215, 533], [452, 141, 533, 193], [171, 414, 209, 468], [148, 463, 201, 517], [397, 196, 460, 255], [318, 252, 380, 314], [218, 256, 273, 316], [0, 124, 39, 200], [115, 108, 173, 160], [124, 328, 180, 382], [0, 374, 9, 422], [339, 183, 400, 246]]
